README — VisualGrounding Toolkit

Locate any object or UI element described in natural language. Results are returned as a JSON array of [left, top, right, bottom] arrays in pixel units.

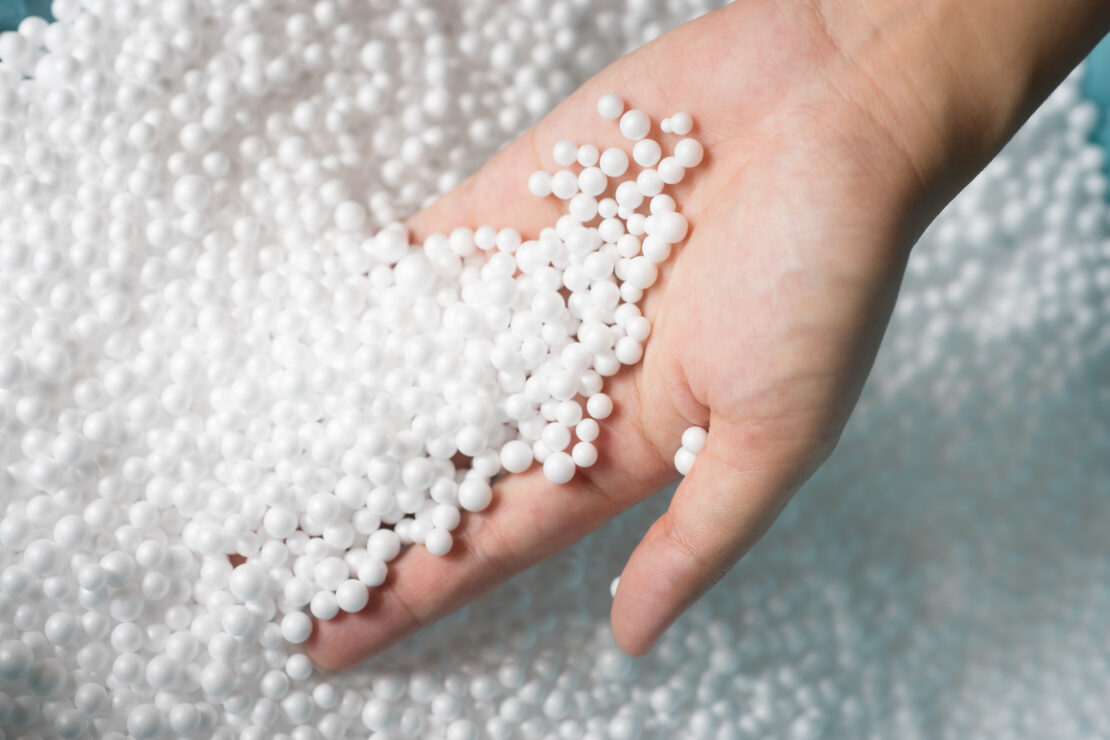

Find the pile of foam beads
[[2, 1, 1110, 739]]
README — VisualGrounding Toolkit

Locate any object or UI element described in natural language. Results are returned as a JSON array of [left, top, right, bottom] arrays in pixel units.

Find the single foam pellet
[[600, 147, 631, 177], [633, 139, 662, 167], [619, 109, 651, 140], [552, 139, 578, 165], [597, 93, 624, 120], [681, 425, 708, 454], [528, 170, 553, 197]]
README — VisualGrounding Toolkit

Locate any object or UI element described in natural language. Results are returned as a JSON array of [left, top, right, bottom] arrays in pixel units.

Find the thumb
[[609, 418, 804, 656]]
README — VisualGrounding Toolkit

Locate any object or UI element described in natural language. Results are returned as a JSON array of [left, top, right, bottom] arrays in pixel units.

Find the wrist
[[811, 0, 1110, 208]]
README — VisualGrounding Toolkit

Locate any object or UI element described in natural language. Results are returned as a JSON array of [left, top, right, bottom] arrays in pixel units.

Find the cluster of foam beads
[[673, 425, 707, 476], [2, 1, 1110, 739]]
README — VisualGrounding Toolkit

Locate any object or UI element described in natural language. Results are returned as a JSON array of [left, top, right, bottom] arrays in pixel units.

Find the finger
[[304, 375, 679, 670], [609, 417, 802, 656]]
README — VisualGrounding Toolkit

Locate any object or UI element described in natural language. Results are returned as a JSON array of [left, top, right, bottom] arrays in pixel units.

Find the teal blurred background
[[1, 6, 1109, 150], [1089, 39, 1110, 149]]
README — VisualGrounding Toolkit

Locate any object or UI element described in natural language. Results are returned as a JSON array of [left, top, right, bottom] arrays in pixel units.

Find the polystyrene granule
[[2, 2, 1110, 740]]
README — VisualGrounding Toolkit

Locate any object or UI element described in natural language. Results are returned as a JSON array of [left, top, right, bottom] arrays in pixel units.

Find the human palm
[[308, 0, 930, 669]]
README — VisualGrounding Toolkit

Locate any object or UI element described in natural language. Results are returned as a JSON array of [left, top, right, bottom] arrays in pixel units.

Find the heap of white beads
[[2, 1, 1109, 738]]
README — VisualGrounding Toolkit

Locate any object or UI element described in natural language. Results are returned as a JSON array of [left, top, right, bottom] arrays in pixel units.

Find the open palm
[[307, 0, 934, 669]]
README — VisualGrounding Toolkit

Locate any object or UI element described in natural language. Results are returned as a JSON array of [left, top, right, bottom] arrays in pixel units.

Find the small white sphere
[[552, 140, 577, 166], [632, 139, 662, 167], [335, 200, 368, 231], [367, 529, 402, 561], [0, 352, 26, 389], [550, 170, 579, 200], [578, 167, 607, 197], [357, 558, 388, 588], [336, 579, 370, 613], [636, 168, 664, 197], [681, 425, 708, 454], [310, 590, 340, 620], [281, 612, 313, 644], [669, 112, 694, 135], [619, 110, 650, 141], [657, 156, 685, 184], [458, 479, 493, 512], [674, 137, 704, 167], [576, 418, 600, 442], [586, 393, 614, 420], [674, 447, 697, 476], [597, 93, 624, 120], [543, 452, 576, 484], [500, 440, 534, 474], [314, 557, 350, 591], [424, 528, 453, 556], [127, 704, 164, 740], [229, 563, 268, 602], [572, 442, 599, 468], [527, 170, 552, 197], [599, 148, 630, 178]]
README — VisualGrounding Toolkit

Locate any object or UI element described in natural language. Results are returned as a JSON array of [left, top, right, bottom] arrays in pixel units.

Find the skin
[[306, 0, 1110, 669]]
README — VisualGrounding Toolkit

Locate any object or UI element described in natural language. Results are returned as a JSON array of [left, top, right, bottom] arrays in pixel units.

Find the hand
[[304, 0, 992, 669]]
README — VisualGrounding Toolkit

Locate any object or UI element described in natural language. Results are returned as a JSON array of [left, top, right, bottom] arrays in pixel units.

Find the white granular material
[[1, 2, 1108, 740]]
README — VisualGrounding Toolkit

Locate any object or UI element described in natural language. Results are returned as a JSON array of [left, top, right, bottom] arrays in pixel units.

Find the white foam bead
[[552, 140, 577, 166], [636, 169, 664, 197], [542, 452, 576, 484], [599, 148, 629, 178], [655, 211, 689, 243], [674, 448, 697, 476], [550, 170, 579, 199], [571, 442, 598, 468], [674, 137, 704, 167], [356, 558, 388, 588], [623, 257, 658, 290], [527, 170, 552, 197], [657, 156, 685, 184], [596, 93, 623, 120], [424, 528, 453, 556], [458, 479, 493, 512], [632, 139, 662, 167], [336, 580, 370, 613], [500, 440, 534, 474], [577, 167, 607, 197], [229, 564, 268, 603], [309, 591, 340, 621], [669, 112, 693, 135], [615, 181, 644, 210], [619, 110, 650, 141], [681, 425, 708, 454]]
